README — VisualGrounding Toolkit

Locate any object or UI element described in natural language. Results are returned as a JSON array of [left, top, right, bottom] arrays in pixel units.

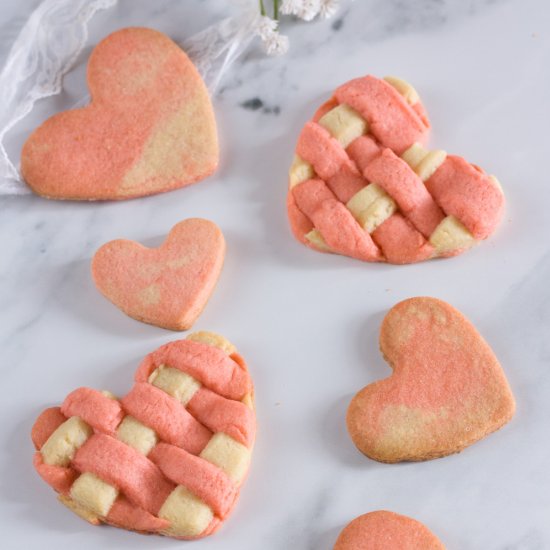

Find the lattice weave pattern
[[31, 332, 255, 539], [287, 75, 505, 265]]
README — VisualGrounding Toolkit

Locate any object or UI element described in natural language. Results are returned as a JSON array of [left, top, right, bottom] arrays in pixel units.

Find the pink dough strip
[[73, 433, 174, 515], [426, 155, 504, 239], [33, 452, 78, 495], [122, 383, 212, 455], [61, 387, 124, 435], [372, 214, 434, 264], [326, 159, 368, 203], [107, 495, 169, 532], [292, 178, 336, 218], [136, 340, 251, 401], [287, 192, 314, 247], [295, 121, 349, 180], [363, 149, 444, 237], [31, 407, 67, 450], [150, 443, 237, 518], [334, 75, 428, 154], [292, 179, 381, 261], [346, 135, 381, 173], [187, 388, 256, 448], [413, 101, 430, 128], [313, 200, 381, 261]]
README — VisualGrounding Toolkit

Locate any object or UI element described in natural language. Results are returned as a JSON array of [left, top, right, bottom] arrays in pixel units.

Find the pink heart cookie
[[31, 332, 256, 539], [21, 27, 218, 200], [334, 511, 445, 550], [287, 75, 504, 264], [92, 219, 224, 330], [347, 297, 515, 462]]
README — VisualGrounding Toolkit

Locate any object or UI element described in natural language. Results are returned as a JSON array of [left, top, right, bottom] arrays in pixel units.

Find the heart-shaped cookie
[[31, 332, 255, 539], [287, 75, 504, 264], [347, 297, 515, 462], [334, 511, 445, 550], [21, 27, 218, 200], [92, 218, 225, 331]]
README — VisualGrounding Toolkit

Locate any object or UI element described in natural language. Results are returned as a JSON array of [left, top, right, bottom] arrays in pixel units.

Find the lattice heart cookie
[[31, 333, 255, 539], [287, 75, 504, 264], [21, 27, 218, 200], [347, 297, 515, 462]]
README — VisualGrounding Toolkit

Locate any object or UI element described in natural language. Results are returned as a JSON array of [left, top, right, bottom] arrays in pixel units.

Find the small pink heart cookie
[[334, 511, 445, 550], [92, 219, 224, 330], [21, 27, 218, 200]]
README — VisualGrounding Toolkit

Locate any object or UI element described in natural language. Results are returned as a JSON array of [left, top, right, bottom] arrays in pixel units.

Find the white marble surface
[[1, 0, 549, 548]]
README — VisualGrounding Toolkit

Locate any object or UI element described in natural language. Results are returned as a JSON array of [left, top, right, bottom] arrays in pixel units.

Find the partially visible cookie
[[92, 218, 225, 331], [21, 27, 218, 200], [287, 75, 504, 264], [334, 511, 445, 550], [347, 297, 515, 462], [31, 332, 255, 539]]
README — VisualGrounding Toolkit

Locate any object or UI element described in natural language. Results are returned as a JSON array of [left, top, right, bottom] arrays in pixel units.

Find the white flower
[[295, 0, 321, 21], [318, 0, 340, 19], [280, 0, 303, 16], [263, 32, 290, 56], [255, 15, 278, 40]]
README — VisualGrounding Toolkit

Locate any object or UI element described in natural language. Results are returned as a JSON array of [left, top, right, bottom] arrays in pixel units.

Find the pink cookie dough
[[92, 218, 225, 331]]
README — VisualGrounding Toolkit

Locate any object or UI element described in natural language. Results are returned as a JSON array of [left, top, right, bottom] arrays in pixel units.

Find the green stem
[[259, 0, 266, 16], [273, 0, 279, 20]]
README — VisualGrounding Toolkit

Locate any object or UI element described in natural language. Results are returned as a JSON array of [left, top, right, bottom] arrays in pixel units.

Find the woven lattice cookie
[[287, 75, 505, 264], [31, 332, 255, 539]]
